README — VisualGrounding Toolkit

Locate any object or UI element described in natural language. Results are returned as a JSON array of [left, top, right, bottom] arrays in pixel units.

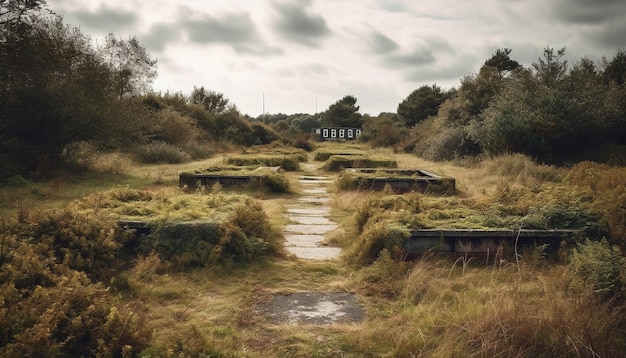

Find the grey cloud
[[550, 0, 626, 24], [388, 49, 435, 66], [183, 13, 258, 44], [140, 23, 181, 53], [405, 62, 476, 87], [591, 22, 626, 50], [375, 0, 410, 13], [371, 31, 399, 54], [384, 38, 453, 68], [72, 5, 137, 32], [273, 0, 331, 47], [181, 13, 281, 56]]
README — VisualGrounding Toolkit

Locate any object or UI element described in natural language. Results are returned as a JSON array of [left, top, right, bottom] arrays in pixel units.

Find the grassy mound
[[321, 155, 398, 171], [224, 153, 304, 171]]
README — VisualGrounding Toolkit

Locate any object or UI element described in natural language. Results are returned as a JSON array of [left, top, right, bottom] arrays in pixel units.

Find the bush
[[349, 222, 411, 265], [153, 108, 201, 145], [133, 141, 192, 164], [420, 126, 481, 161], [182, 140, 214, 159], [570, 239, 626, 300], [292, 134, 316, 151], [0, 209, 150, 357], [321, 155, 397, 171], [228, 200, 283, 255], [313, 150, 363, 161], [140, 199, 281, 269], [225, 155, 301, 171], [484, 153, 562, 183], [250, 172, 292, 194]]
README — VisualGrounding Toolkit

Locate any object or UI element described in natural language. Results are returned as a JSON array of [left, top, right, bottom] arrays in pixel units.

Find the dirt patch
[[256, 292, 364, 325]]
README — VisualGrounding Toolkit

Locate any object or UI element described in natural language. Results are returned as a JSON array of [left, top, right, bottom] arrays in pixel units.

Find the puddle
[[257, 292, 364, 325]]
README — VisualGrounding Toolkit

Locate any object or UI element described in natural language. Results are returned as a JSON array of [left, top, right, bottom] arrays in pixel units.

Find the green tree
[[484, 48, 521, 77], [397, 84, 450, 127], [190, 86, 230, 114], [321, 95, 362, 128], [603, 49, 626, 86], [533, 46, 567, 88], [0, 15, 121, 176], [99, 33, 157, 100]]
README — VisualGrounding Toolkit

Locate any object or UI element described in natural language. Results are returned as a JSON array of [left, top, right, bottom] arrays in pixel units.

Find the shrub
[[153, 108, 201, 145], [484, 153, 562, 183], [292, 134, 316, 151], [228, 200, 283, 255], [349, 222, 411, 265], [133, 141, 192, 164], [570, 239, 626, 299], [313, 150, 363, 161], [182, 140, 214, 159], [225, 155, 301, 171], [420, 126, 481, 161], [352, 194, 421, 232], [250, 172, 292, 194], [0, 210, 150, 357], [140, 199, 281, 269], [321, 155, 397, 171]]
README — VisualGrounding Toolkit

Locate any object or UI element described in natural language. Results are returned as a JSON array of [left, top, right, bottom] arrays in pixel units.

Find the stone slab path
[[284, 175, 342, 260], [256, 169, 364, 326]]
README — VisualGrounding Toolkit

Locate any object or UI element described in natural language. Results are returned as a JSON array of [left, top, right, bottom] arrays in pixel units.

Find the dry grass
[[3, 142, 625, 357]]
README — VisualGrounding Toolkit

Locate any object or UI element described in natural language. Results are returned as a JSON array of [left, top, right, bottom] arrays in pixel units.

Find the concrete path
[[284, 175, 342, 260]]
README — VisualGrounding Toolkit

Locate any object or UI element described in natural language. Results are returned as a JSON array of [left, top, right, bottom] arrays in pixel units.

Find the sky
[[45, 0, 626, 117]]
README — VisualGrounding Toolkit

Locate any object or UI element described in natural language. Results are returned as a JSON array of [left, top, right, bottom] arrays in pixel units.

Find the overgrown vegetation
[[3, 1, 626, 356], [321, 155, 397, 171], [224, 154, 304, 171], [383, 47, 626, 164]]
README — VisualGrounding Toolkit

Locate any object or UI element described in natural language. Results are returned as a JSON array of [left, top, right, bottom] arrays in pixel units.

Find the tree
[[99, 33, 157, 100], [0, 0, 46, 27], [397, 84, 450, 127], [533, 46, 567, 88], [321, 95, 362, 128], [603, 49, 626, 86], [484, 48, 521, 77], [0, 13, 143, 177], [189, 86, 230, 114]]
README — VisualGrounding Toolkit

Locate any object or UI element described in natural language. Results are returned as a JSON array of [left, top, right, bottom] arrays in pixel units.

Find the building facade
[[315, 127, 362, 141]]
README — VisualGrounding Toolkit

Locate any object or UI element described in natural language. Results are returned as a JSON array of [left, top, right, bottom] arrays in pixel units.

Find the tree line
[[0, 1, 282, 179], [3, 1, 626, 182], [365, 47, 626, 164]]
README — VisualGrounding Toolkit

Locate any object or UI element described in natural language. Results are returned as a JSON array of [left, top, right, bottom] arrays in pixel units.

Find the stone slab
[[284, 224, 338, 235], [288, 216, 336, 225], [284, 234, 326, 247], [297, 197, 330, 204], [285, 247, 343, 260], [256, 292, 364, 325], [287, 208, 330, 216]]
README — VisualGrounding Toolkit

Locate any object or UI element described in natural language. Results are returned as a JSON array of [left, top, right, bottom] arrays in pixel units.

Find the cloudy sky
[[46, 0, 626, 117]]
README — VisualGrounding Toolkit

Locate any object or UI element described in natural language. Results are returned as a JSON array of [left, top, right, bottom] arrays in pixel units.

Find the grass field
[[1, 142, 625, 357]]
